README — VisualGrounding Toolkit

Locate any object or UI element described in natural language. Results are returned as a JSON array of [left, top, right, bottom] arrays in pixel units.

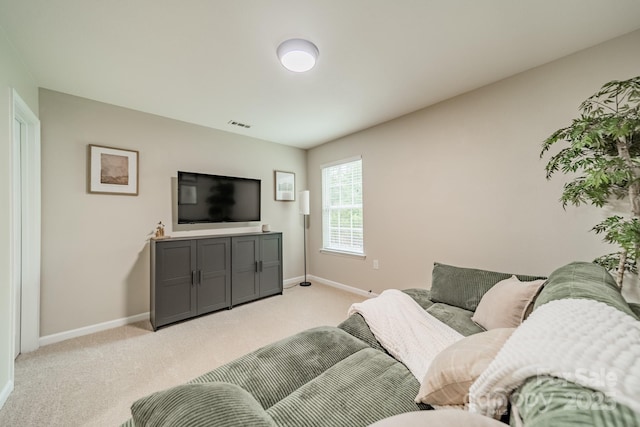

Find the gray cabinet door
[[231, 236, 260, 305], [259, 233, 283, 297], [196, 238, 231, 314], [154, 240, 197, 328], [152, 232, 283, 330]]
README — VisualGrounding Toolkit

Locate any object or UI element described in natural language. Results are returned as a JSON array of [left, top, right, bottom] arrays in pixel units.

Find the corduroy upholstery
[[514, 377, 640, 427], [128, 327, 429, 427], [266, 348, 428, 427], [124, 262, 639, 427], [336, 313, 386, 352], [191, 327, 368, 409], [514, 262, 640, 427], [425, 303, 485, 336], [125, 289, 486, 427], [533, 261, 639, 320], [131, 383, 276, 427], [430, 262, 546, 311]]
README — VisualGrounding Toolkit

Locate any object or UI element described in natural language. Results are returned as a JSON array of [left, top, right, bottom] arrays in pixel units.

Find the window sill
[[320, 249, 366, 260]]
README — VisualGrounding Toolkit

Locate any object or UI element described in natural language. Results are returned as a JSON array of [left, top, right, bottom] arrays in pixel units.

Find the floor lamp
[[299, 190, 311, 286]]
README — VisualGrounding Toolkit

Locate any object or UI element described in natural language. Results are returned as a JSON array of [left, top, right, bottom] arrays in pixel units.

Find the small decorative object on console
[[155, 221, 166, 239]]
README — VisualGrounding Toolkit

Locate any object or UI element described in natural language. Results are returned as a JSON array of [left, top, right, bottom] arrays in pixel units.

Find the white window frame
[[321, 156, 365, 258]]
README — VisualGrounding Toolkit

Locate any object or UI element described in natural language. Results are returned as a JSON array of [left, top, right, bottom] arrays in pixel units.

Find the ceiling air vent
[[228, 120, 251, 129]]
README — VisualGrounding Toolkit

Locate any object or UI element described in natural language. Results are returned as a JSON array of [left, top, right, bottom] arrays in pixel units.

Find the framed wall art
[[274, 170, 295, 201], [88, 144, 139, 195]]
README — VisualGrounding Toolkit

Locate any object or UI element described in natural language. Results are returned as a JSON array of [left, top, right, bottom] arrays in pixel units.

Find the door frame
[[10, 89, 41, 356]]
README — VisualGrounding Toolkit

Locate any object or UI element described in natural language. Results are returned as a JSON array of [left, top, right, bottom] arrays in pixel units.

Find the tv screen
[[177, 171, 261, 223]]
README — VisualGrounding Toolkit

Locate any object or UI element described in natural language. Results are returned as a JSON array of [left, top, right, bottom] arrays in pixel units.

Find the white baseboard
[[37, 276, 374, 347], [39, 312, 150, 347], [284, 276, 304, 286], [0, 379, 14, 410], [309, 275, 378, 298]]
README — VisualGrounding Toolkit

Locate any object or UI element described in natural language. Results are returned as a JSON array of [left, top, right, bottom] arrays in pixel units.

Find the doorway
[[11, 90, 41, 357], [12, 116, 23, 358]]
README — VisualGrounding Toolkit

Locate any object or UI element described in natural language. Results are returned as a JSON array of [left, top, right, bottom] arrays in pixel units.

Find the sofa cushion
[[266, 348, 428, 427], [534, 261, 639, 320], [430, 262, 546, 311], [131, 383, 276, 427], [415, 328, 514, 406], [401, 288, 435, 310], [514, 376, 640, 427], [191, 326, 369, 409], [337, 313, 387, 352], [426, 303, 485, 336], [471, 276, 546, 330]]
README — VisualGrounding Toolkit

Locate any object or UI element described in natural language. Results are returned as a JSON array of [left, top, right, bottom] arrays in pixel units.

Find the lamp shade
[[299, 190, 310, 215], [277, 39, 319, 73]]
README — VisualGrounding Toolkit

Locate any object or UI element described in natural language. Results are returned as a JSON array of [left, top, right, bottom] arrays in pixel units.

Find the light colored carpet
[[0, 282, 367, 427]]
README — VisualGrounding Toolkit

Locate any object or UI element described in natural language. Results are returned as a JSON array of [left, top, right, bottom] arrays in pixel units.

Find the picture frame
[[274, 170, 295, 201], [88, 144, 139, 195]]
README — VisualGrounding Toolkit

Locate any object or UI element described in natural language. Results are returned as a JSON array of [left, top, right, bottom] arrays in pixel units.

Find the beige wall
[[39, 89, 307, 336], [0, 27, 39, 404], [14, 26, 640, 346], [307, 30, 640, 295]]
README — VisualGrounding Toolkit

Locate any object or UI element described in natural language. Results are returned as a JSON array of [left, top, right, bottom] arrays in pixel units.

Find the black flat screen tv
[[177, 171, 261, 223]]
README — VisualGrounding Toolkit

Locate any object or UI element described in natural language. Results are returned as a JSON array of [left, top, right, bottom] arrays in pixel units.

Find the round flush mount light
[[277, 38, 319, 73]]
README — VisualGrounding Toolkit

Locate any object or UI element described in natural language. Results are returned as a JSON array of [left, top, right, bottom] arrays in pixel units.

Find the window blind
[[321, 158, 363, 254]]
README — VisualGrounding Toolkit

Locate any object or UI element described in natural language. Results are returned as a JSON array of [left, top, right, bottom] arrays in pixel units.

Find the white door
[[12, 117, 24, 358], [12, 89, 40, 356]]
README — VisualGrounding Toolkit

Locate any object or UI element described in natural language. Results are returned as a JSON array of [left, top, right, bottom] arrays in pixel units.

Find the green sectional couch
[[123, 261, 640, 427]]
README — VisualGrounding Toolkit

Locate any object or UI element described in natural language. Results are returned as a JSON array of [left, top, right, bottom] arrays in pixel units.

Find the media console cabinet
[[150, 231, 283, 330]]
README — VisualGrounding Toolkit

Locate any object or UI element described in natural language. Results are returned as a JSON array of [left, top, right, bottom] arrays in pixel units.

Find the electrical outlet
[[373, 260, 379, 270]]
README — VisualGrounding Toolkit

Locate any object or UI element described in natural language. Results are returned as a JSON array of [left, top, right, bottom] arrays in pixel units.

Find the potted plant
[[541, 76, 640, 288]]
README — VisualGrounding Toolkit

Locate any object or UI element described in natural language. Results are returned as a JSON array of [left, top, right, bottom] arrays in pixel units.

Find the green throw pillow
[[430, 262, 546, 312]]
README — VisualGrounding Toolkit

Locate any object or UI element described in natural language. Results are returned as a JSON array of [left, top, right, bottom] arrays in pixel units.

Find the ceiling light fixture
[[277, 38, 319, 73]]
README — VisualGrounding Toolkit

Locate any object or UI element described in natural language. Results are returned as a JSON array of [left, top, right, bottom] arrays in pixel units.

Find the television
[[177, 171, 261, 223]]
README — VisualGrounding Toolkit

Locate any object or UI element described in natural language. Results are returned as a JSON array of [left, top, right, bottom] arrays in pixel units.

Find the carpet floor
[[0, 282, 366, 427]]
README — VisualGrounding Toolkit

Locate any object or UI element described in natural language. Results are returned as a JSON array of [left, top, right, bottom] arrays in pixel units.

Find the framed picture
[[275, 170, 295, 201], [88, 144, 139, 195]]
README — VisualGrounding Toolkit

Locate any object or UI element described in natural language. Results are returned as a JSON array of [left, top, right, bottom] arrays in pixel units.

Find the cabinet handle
[[259, 260, 263, 272], [191, 270, 196, 286], [255, 261, 259, 272], [198, 270, 203, 285]]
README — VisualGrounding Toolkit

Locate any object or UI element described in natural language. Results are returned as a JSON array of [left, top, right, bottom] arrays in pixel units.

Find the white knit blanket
[[348, 289, 463, 382], [469, 298, 640, 418]]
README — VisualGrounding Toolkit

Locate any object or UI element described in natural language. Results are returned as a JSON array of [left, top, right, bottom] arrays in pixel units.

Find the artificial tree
[[541, 76, 640, 288]]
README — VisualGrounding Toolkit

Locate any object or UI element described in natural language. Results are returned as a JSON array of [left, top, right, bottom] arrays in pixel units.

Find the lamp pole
[[299, 190, 311, 286], [300, 214, 311, 286]]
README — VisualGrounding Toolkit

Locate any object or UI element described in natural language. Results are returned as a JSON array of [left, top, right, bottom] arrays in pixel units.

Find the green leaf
[[543, 76, 640, 271]]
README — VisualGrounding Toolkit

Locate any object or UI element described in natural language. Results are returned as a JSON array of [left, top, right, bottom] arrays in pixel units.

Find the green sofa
[[123, 261, 640, 427]]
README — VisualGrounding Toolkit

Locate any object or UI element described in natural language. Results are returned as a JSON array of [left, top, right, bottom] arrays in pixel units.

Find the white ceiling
[[1, 1, 640, 149]]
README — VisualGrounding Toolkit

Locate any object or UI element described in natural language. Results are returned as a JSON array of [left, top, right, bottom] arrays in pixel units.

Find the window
[[321, 157, 364, 255]]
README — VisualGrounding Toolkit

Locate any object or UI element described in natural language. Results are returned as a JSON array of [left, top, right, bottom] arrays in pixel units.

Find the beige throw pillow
[[415, 328, 515, 406], [471, 275, 545, 330]]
